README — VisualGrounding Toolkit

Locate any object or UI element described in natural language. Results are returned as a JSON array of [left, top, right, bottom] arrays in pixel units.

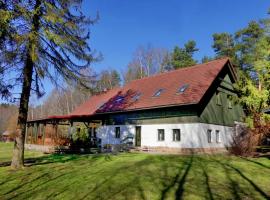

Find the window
[[172, 129, 181, 141], [115, 127, 120, 138], [216, 130, 221, 143], [158, 129, 165, 141], [177, 84, 189, 94], [216, 92, 222, 106], [153, 89, 164, 97], [227, 95, 232, 109], [115, 96, 124, 103], [207, 129, 212, 143], [132, 92, 141, 101]]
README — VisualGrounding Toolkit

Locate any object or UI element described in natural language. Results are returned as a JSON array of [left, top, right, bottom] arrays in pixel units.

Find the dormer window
[[153, 89, 164, 97], [132, 92, 141, 101], [177, 84, 189, 94], [115, 96, 124, 103]]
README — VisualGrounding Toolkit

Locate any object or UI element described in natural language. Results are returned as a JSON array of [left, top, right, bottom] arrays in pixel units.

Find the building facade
[[26, 58, 245, 153]]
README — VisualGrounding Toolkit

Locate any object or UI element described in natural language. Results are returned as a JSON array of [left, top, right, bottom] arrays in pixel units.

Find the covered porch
[[25, 115, 103, 153]]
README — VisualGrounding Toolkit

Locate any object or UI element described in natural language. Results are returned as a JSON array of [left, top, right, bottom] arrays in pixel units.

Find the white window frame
[[115, 127, 120, 138], [172, 129, 181, 142], [216, 130, 221, 143], [207, 129, 212, 143], [157, 129, 165, 141]]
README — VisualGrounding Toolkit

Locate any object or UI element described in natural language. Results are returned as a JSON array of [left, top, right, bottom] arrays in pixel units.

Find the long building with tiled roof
[[26, 58, 245, 153]]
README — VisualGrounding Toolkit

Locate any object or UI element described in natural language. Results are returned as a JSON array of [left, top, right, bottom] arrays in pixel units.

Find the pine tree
[[171, 40, 198, 69], [212, 33, 237, 64], [235, 21, 264, 71], [233, 19, 270, 127], [201, 56, 213, 63], [0, 0, 96, 169]]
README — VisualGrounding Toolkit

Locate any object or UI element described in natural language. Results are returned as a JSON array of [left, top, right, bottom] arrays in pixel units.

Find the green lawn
[[0, 143, 43, 163], [0, 142, 270, 200]]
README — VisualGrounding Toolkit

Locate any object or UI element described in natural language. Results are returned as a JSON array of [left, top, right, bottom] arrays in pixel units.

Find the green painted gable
[[94, 62, 245, 127], [199, 74, 245, 126]]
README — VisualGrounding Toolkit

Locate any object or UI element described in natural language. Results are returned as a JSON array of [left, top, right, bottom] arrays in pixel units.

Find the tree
[[211, 11, 270, 148], [123, 45, 172, 83], [97, 69, 121, 91], [234, 18, 270, 128], [0, 0, 96, 169], [0, 1, 13, 100], [235, 21, 264, 71], [212, 33, 238, 64], [171, 40, 198, 69], [201, 56, 213, 63]]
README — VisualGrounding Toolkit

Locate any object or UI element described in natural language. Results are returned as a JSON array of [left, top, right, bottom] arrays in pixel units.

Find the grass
[[0, 142, 43, 163], [0, 142, 269, 199]]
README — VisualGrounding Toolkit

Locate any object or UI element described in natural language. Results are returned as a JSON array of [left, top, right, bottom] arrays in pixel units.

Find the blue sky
[[2, 0, 270, 105], [86, 0, 269, 72]]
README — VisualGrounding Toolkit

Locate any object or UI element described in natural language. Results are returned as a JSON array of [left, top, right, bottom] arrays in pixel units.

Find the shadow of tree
[[1, 153, 270, 200], [174, 155, 193, 200], [160, 157, 190, 200], [211, 157, 270, 199], [0, 154, 81, 168], [241, 157, 270, 169], [196, 157, 214, 200]]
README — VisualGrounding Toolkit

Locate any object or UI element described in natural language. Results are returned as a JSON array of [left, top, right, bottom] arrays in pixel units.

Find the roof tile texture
[[69, 58, 229, 116]]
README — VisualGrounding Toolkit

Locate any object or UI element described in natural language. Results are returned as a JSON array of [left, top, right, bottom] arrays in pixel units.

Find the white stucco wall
[[97, 125, 135, 146], [96, 123, 234, 149]]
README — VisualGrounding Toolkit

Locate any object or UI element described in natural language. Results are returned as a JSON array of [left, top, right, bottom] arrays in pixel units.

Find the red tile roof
[[27, 58, 231, 122], [70, 88, 120, 116], [70, 58, 230, 116]]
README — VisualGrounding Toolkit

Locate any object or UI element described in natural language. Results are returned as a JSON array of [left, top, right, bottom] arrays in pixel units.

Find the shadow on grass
[[0, 154, 86, 168], [211, 157, 270, 200], [240, 157, 270, 170], [196, 157, 214, 200], [77, 154, 157, 200], [159, 155, 194, 200]]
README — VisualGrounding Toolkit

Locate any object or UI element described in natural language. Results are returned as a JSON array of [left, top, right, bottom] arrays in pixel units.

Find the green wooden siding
[[99, 72, 244, 126], [199, 75, 244, 126], [103, 106, 198, 125]]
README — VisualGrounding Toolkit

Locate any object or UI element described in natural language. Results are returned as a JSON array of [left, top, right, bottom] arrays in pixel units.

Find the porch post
[[30, 124, 34, 144], [42, 123, 46, 145], [35, 123, 39, 143]]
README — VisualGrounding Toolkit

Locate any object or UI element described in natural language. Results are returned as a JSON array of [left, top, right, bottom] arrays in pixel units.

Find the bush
[[69, 127, 91, 152], [229, 124, 259, 156]]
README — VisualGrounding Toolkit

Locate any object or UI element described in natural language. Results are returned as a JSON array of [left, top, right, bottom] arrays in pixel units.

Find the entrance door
[[135, 126, 141, 147]]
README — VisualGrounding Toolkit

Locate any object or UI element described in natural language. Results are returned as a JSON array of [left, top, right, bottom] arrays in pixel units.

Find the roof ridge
[[126, 57, 229, 84]]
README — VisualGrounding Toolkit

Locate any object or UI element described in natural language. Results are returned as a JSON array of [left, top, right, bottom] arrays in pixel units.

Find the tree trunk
[[11, 0, 41, 169], [11, 53, 34, 169]]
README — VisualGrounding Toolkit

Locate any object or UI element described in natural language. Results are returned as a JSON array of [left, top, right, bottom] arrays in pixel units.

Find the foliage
[[212, 11, 270, 129], [71, 127, 89, 143], [235, 21, 264, 71], [229, 124, 258, 156], [212, 33, 238, 64], [70, 126, 91, 150], [171, 40, 198, 69], [235, 72, 269, 115], [0, 0, 99, 168], [201, 56, 213, 63]]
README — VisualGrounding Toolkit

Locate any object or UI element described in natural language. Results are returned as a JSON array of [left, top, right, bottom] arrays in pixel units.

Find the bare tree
[[123, 45, 172, 83]]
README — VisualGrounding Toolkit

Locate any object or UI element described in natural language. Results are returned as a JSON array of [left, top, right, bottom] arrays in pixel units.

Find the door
[[135, 126, 141, 147]]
